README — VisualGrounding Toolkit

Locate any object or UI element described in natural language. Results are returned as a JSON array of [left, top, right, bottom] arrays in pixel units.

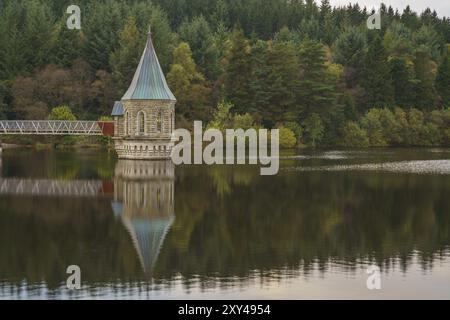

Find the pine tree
[[0, 81, 10, 119], [0, 1, 27, 80], [130, 3, 176, 72], [297, 39, 337, 119], [319, 0, 336, 45], [436, 47, 450, 107], [178, 16, 220, 78], [110, 16, 142, 93], [249, 41, 271, 117], [413, 25, 441, 61], [22, 0, 55, 71], [401, 5, 421, 30], [332, 27, 367, 87], [414, 49, 439, 110], [383, 21, 413, 57], [83, 1, 123, 70], [362, 32, 394, 109], [53, 20, 83, 68], [224, 28, 253, 114], [211, 0, 230, 28], [167, 42, 210, 120], [250, 40, 299, 127], [389, 56, 416, 107], [0, 22, 25, 80], [297, 17, 321, 42], [303, 113, 324, 147]]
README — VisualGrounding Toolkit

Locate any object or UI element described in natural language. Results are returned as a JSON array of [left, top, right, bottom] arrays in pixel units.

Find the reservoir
[[0, 148, 449, 299]]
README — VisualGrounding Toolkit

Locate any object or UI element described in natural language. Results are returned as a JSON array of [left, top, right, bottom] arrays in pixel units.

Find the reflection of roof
[[121, 216, 174, 275], [112, 201, 174, 275], [111, 201, 123, 217], [121, 31, 176, 101], [111, 101, 124, 116]]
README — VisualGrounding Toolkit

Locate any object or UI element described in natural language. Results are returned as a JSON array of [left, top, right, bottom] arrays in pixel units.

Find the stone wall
[[118, 100, 175, 138], [113, 99, 176, 160], [113, 139, 173, 159]]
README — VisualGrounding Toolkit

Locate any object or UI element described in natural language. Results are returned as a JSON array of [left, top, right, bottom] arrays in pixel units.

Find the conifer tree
[[297, 39, 337, 119], [250, 40, 299, 127], [53, 20, 83, 68], [414, 49, 439, 110], [22, 0, 55, 72], [389, 56, 416, 107], [178, 16, 220, 79], [436, 47, 450, 107], [383, 21, 413, 57], [0, 13, 26, 80], [224, 28, 253, 114], [362, 32, 394, 109], [167, 42, 210, 120], [83, 1, 123, 70], [332, 27, 367, 87], [110, 16, 142, 93]]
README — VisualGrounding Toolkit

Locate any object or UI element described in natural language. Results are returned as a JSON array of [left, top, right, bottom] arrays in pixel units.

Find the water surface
[[0, 148, 449, 299]]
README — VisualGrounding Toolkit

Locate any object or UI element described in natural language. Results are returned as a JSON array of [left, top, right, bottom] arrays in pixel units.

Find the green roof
[[122, 31, 176, 101]]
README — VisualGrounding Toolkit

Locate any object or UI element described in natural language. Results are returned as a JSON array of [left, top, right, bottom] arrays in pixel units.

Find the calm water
[[0, 148, 449, 299]]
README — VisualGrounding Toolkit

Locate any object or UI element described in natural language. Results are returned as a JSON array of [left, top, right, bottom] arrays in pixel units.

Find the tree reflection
[[0, 150, 449, 295]]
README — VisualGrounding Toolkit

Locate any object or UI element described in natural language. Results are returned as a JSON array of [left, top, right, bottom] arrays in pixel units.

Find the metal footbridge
[[0, 120, 113, 136]]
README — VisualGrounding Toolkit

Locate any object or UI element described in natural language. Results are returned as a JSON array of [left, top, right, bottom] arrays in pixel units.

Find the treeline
[[0, 0, 449, 147]]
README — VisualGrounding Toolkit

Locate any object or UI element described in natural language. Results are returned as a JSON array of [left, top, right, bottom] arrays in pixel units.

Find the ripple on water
[[282, 151, 350, 160], [281, 150, 399, 161], [288, 160, 450, 175]]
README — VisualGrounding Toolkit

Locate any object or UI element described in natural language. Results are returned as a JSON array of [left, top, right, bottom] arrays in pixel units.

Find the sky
[[329, 0, 450, 17]]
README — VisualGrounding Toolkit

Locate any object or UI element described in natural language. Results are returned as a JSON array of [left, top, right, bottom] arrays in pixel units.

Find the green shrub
[[444, 128, 450, 146], [342, 121, 369, 147], [360, 108, 387, 146], [99, 116, 113, 121], [407, 108, 426, 146], [233, 113, 255, 129], [208, 101, 233, 130], [284, 121, 303, 141], [392, 108, 409, 145], [278, 126, 297, 149], [303, 113, 324, 147], [48, 106, 76, 121]]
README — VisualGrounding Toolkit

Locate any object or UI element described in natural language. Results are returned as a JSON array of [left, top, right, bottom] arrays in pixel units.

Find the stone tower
[[111, 29, 176, 160]]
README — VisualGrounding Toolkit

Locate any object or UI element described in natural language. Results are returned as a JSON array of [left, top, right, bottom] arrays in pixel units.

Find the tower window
[[156, 110, 163, 133], [137, 111, 145, 135], [125, 112, 131, 135]]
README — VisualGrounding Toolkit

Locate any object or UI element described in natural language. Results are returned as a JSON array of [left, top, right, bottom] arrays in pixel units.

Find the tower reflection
[[111, 160, 175, 275]]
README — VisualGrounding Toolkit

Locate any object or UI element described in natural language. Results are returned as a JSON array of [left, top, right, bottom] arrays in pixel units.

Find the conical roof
[[122, 30, 176, 101]]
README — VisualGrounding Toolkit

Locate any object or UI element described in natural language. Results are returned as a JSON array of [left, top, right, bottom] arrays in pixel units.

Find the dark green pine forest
[[0, 0, 449, 147]]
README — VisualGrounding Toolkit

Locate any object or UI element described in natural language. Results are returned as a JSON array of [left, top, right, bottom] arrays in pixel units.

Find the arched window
[[137, 111, 145, 135], [125, 112, 130, 135], [172, 111, 175, 132], [169, 111, 173, 133], [156, 110, 163, 133]]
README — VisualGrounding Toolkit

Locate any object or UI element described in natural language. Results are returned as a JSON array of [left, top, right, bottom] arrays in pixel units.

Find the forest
[[0, 0, 449, 147]]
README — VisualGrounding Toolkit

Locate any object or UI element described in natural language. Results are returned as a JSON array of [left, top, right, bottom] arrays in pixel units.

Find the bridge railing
[[0, 120, 113, 135], [0, 178, 112, 197]]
